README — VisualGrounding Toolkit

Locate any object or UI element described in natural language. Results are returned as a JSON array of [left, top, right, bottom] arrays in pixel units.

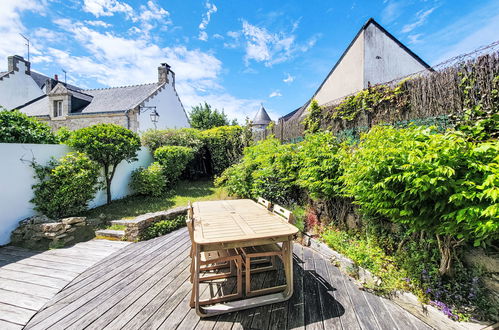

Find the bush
[[0, 109, 57, 144], [68, 124, 141, 204], [154, 146, 195, 183], [296, 131, 342, 200], [141, 128, 204, 152], [340, 125, 499, 275], [130, 162, 166, 196], [141, 215, 186, 240], [202, 125, 244, 175], [189, 102, 230, 130], [31, 152, 100, 218]]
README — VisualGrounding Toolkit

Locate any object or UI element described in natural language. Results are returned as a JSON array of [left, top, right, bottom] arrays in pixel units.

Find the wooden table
[[191, 199, 298, 317]]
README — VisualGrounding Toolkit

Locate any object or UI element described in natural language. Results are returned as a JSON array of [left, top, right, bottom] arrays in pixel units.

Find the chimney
[[54, 74, 58, 81], [158, 63, 171, 84], [8, 55, 30, 75]]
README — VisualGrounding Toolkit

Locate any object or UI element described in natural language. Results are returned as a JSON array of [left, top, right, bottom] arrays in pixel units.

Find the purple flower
[[425, 288, 432, 293]]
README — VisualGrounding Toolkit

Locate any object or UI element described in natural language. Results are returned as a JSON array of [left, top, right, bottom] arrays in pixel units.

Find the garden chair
[[239, 200, 294, 297], [187, 202, 243, 307]]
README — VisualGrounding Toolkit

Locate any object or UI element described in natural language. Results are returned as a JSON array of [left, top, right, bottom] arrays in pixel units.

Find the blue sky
[[1, 0, 498, 122]]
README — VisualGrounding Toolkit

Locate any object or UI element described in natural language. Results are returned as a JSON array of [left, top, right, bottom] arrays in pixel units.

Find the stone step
[[95, 229, 125, 240], [110, 219, 133, 226]]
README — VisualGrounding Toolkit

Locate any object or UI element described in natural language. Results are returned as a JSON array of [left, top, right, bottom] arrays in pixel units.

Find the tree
[[189, 102, 230, 130], [0, 109, 58, 144], [67, 124, 141, 204]]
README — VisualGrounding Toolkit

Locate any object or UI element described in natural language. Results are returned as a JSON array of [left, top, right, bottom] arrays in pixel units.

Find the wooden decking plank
[[249, 265, 280, 329], [156, 283, 196, 329], [0, 302, 37, 325], [340, 271, 380, 330], [0, 269, 67, 290], [63, 228, 187, 291], [0, 253, 87, 273], [362, 290, 399, 330], [286, 243, 305, 330], [302, 247, 324, 329], [0, 259, 79, 281], [0, 319, 24, 330], [87, 249, 192, 329], [313, 252, 343, 330], [0, 278, 59, 299], [0, 248, 95, 267], [268, 264, 289, 330], [25, 235, 191, 329], [381, 297, 433, 330], [323, 260, 361, 330], [0, 289, 48, 311]]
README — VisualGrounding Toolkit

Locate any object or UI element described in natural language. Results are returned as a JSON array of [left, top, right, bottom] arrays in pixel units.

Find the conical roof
[[252, 105, 271, 125]]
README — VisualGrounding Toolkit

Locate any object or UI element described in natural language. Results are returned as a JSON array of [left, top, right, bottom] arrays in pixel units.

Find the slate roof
[[19, 82, 163, 116], [30, 71, 82, 91], [0, 71, 9, 79], [252, 105, 272, 125]]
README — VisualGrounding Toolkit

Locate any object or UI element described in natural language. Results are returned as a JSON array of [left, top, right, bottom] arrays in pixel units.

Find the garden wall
[[0, 143, 153, 245]]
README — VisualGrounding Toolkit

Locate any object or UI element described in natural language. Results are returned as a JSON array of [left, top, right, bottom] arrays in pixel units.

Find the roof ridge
[[83, 82, 158, 91]]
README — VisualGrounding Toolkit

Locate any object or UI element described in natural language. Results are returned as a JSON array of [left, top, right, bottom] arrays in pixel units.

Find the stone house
[[280, 18, 432, 122], [0, 55, 189, 132], [250, 104, 272, 131]]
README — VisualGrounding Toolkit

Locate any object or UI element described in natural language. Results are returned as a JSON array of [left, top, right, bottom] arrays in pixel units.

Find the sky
[[1, 0, 498, 123]]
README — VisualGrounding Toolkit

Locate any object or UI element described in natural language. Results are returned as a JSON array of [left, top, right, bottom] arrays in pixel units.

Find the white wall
[[0, 62, 44, 110], [0, 143, 153, 245], [314, 32, 365, 106], [363, 23, 428, 88], [138, 71, 190, 131]]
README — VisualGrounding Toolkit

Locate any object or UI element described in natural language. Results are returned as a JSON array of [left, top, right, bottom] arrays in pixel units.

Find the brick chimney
[[158, 63, 171, 84], [8, 55, 30, 75]]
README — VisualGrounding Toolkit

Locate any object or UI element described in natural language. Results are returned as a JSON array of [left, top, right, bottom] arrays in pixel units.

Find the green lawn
[[82, 180, 228, 220]]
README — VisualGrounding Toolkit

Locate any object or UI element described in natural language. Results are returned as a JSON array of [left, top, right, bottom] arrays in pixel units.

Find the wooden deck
[[0, 239, 130, 329], [23, 228, 432, 330]]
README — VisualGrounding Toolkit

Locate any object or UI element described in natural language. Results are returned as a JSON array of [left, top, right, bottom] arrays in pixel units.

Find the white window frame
[[54, 100, 63, 117]]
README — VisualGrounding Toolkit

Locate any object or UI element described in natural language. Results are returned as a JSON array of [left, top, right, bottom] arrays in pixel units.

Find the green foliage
[[55, 126, 72, 143], [303, 100, 322, 134], [296, 131, 343, 200], [67, 124, 141, 204], [455, 73, 499, 141], [141, 128, 204, 152], [189, 102, 230, 130], [154, 146, 195, 183], [202, 125, 244, 175], [130, 162, 166, 196], [31, 152, 100, 218], [141, 215, 186, 240], [340, 125, 499, 274], [216, 137, 301, 205], [0, 109, 58, 144]]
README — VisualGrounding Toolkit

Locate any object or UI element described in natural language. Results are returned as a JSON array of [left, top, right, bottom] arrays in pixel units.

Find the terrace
[[0, 228, 430, 329]]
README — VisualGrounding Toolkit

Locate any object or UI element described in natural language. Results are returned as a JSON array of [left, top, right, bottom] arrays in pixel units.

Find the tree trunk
[[104, 165, 112, 205], [436, 234, 453, 276]]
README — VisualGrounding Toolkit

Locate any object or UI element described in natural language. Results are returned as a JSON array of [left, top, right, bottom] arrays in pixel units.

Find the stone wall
[[37, 110, 139, 132], [10, 215, 94, 250], [112, 206, 188, 241]]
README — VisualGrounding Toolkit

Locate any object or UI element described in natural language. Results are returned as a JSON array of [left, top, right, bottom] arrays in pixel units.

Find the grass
[[82, 179, 228, 221], [107, 224, 126, 231]]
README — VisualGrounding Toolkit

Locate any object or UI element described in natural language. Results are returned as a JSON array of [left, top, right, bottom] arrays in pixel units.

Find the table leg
[[283, 240, 294, 299]]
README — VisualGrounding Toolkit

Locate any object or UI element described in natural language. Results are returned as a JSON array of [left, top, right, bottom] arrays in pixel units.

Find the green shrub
[[130, 162, 166, 196], [0, 109, 57, 144], [141, 128, 204, 152], [55, 126, 72, 143], [296, 131, 343, 200], [141, 215, 186, 240], [31, 152, 100, 218], [340, 125, 499, 275], [189, 102, 230, 130], [68, 124, 141, 204], [202, 125, 243, 175], [154, 146, 195, 183]]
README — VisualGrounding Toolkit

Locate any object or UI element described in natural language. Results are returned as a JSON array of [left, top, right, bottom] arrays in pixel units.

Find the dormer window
[[54, 100, 63, 117]]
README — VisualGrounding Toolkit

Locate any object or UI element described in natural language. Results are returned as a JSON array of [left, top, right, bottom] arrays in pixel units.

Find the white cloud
[[85, 20, 112, 28], [402, 7, 436, 33], [269, 90, 282, 98], [381, 1, 405, 24], [241, 20, 319, 66], [407, 33, 423, 45], [0, 0, 45, 66], [283, 73, 294, 83], [198, 1, 217, 41], [82, 0, 133, 18]]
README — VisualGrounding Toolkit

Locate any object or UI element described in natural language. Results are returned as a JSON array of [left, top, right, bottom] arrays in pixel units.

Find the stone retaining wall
[[10, 215, 94, 250]]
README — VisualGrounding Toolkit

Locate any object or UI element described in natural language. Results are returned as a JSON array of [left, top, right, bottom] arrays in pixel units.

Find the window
[[54, 100, 63, 117]]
